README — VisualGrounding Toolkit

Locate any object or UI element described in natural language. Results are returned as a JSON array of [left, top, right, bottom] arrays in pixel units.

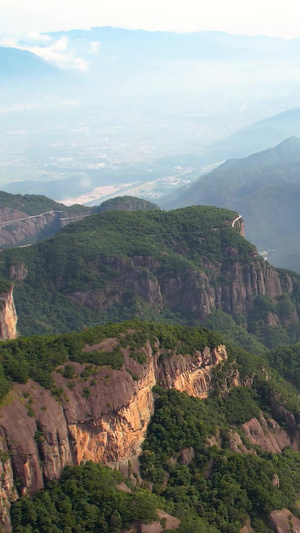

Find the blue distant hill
[[0, 47, 56, 78]]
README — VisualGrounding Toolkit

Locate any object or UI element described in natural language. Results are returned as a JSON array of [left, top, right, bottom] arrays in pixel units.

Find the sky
[[2, 0, 300, 39]]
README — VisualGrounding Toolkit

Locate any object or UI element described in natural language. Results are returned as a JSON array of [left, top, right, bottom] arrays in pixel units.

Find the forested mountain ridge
[[96, 195, 160, 212], [0, 191, 91, 249], [162, 137, 300, 272], [0, 205, 299, 349], [2, 321, 300, 532], [0, 192, 157, 249]]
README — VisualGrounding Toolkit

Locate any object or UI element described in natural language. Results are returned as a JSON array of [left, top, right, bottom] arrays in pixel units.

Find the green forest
[[2, 205, 300, 532], [0, 206, 259, 336], [3, 319, 300, 531]]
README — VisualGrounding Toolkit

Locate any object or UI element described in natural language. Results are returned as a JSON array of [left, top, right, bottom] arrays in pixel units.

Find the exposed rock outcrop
[[0, 208, 89, 248], [228, 430, 255, 455], [0, 341, 226, 531], [242, 415, 300, 453], [67, 253, 296, 325], [8, 263, 28, 282], [269, 509, 300, 533], [0, 428, 18, 533], [0, 286, 17, 340], [123, 510, 180, 533], [240, 518, 255, 532]]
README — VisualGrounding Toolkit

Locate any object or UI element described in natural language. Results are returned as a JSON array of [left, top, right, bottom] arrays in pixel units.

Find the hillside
[[0, 193, 158, 248], [201, 106, 300, 163], [0, 192, 90, 249], [0, 47, 56, 78], [0, 191, 89, 216], [95, 195, 160, 213], [163, 138, 300, 271], [169, 106, 300, 167], [0, 205, 300, 349], [2, 321, 300, 532]]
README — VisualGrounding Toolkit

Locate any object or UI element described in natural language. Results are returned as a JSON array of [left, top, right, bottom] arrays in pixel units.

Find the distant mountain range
[[162, 137, 300, 272], [159, 107, 300, 168], [0, 47, 56, 78], [2, 27, 300, 203], [47, 27, 300, 62], [203, 107, 300, 162]]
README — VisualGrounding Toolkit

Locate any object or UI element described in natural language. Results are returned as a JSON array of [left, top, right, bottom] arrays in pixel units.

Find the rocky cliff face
[[0, 286, 17, 340], [67, 253, 296, 326], [0, 341, 227, 532], [0, 208, 88, 248], [242, 415, 300, 453]]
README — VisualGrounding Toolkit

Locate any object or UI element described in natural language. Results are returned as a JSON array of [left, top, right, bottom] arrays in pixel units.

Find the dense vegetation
[[0, 203, 298, 350], [0, 205, 259, 335], [3, 193, 300, 532], [267, 342, 300, 388], [139, 387, 300, 533], [10, 461, 219, 533], [10, 462, 161, 533], [8, 330, 300, 532], [95, 195, 160, 212], [0, 191, 90, 216], [0, 321, 222, 402], [140, 356, 300, 533], [203, 309, 266, 354], [0, 277, 12, 294]]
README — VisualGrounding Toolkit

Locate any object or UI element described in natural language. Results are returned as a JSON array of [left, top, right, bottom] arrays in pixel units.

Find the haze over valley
[[3, 28, 300, 208]]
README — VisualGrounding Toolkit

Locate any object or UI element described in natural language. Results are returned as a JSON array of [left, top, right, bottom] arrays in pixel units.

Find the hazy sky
[[2, 0, 300, 39]]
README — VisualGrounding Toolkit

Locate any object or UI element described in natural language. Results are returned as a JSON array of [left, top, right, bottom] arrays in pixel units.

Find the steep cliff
[[0, 333, 226, 531], [2, 322, 300, 532], [0, 284, 17, 340], [0, 209, 89, 248]]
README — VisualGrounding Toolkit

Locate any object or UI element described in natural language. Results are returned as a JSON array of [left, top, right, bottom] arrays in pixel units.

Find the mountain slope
[[2, 321, 300, 532], [1, 205, 300, 349], [182, 107, 300, 166], [47, 27, 300, 63], [0, 47, 56, 78], [95, 195, 160, 213], [163, 137, 300, 271], [0, 192, 158, 248]]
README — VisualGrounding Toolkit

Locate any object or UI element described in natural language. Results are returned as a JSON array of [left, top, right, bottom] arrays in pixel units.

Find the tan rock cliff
[[0, 340, 226, 531], [0, 286, 17, 341]]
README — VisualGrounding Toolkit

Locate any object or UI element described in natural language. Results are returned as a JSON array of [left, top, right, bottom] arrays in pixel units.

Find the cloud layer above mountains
[[0, 32, 100, 70]]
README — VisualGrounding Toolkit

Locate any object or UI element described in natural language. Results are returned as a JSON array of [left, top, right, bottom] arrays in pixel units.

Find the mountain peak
[[273, 136, 300, 159]]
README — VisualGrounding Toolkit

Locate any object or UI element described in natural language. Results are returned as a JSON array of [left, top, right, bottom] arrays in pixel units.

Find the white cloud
[[25, 30, 50, 43], [89, 41, 100, 55], [1, 35, 88, 70], [22, 41, 88, 70], [0, 37, 18, 47], [51, 36, 68, 51]]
